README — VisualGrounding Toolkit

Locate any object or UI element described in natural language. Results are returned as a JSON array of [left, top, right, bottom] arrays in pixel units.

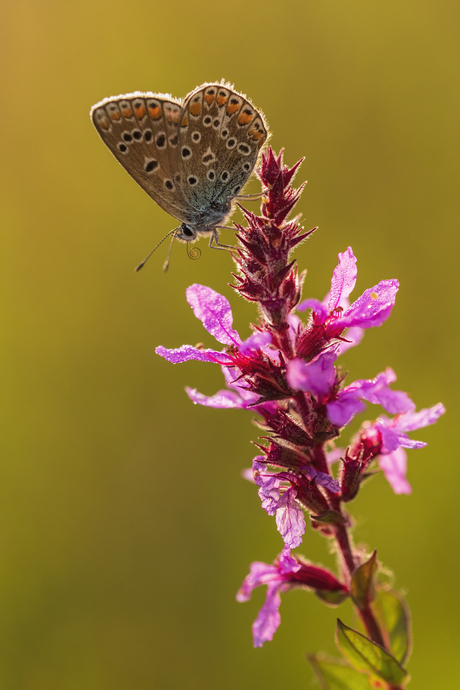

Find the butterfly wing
[[91, 92, 193, 224], [177, 82, 269, 223]]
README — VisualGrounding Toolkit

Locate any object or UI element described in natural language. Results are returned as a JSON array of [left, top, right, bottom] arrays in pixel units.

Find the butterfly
[[90, 81, 269, 269]]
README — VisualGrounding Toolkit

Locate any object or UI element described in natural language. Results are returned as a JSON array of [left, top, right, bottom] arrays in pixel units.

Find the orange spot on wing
[[100, 119, 110, 130], [226, 102, 240, 115], [204, 93, 215, 105], [217, 94, 228, 106], [180, 115, 189, 128], [135, 104, 146, 119], [121, 106, 133, 117], [238, 112, 254, 125], [109, 111, 121, 121], [190, 102, 202, 116], [149, 106, 162, 120], [249, 128, 265, 141]]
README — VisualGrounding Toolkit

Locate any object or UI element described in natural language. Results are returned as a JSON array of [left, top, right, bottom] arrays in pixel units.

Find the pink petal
[[328, 247, 358, 311], [186, 284, 241, 346], [379, 448, 412, 494]]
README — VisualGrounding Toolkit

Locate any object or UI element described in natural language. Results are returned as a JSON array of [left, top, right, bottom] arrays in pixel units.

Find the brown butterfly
[[91, 81, 268, 269]]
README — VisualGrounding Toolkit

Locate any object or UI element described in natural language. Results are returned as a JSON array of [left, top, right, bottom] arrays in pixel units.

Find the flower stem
[[334, 521, 387, 649]]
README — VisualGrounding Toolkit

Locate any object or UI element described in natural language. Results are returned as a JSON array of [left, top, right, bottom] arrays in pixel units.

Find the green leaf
[[307, 654, 373, 689], [351, 551, 378, 610], [374, 589, 412, 665], [336, 619, 409, 686], [315, 589, 349, 606]]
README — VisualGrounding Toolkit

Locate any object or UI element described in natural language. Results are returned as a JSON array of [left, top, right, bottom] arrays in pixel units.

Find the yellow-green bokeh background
[[1, 1, 457, 687]]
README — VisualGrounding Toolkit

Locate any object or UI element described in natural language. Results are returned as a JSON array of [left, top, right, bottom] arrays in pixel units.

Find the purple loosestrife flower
[[339, 402, 446, 496], [156, 148, 445, 651], [236, 546, 348, 647]]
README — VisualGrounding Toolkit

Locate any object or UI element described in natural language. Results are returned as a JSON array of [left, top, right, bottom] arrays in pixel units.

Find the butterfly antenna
[[135, 228, 178, 272], [162, 230, 177, 272]]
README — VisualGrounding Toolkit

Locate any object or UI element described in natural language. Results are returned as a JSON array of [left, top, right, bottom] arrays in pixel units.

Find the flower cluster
[[156, 149, 444, 651]]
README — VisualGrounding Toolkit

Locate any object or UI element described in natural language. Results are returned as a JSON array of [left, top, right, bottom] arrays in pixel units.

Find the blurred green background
[[0, 0, 457, 687]]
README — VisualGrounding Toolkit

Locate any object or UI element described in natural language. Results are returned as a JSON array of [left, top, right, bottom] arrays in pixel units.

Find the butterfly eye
[[180, 224, 195, 239]]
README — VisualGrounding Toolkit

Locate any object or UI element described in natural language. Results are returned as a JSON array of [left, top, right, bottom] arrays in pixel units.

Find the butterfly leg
[[234, 191, 267, 201], [209, 230, 236, 252]]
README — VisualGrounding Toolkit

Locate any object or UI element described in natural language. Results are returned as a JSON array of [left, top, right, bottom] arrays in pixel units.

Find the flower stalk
[[156, 148, 444, 688]]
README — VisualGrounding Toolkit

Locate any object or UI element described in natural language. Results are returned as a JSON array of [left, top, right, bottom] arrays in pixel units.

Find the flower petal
[[186, 284, 241, 346], [327, 397, 366, 427], [287, 352, 337, 398], [337, 326, 364, 354], [275, 489, 306, 549], [254, 459, 282, 516], [252, 584, 282, 647], [278, 546, 301, 574], [328, 247, 358, 311], [296, 298, 329, 321], [339, 279, 399, 329], [344, 368, 415, 415], [236, 561, 283, 601], [379, 423, 427, 452], [155, 344, 229, 364], [185, 387, 244, 408], [379, 448, 412, 494], [395, 402, 446, 432], [239, 331, 272, 354], [304, 467, 341, 493]]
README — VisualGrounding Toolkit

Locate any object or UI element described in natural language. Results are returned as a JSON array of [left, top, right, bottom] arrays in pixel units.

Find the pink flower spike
[[328, 247, 358, 311], [379, 447, 412, 494], [186, 284, 241, 346]]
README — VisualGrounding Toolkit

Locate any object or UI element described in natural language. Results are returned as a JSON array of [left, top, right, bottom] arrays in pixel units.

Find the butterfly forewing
[[178, 83, 268, 213], [91, 92, 193, 222]]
